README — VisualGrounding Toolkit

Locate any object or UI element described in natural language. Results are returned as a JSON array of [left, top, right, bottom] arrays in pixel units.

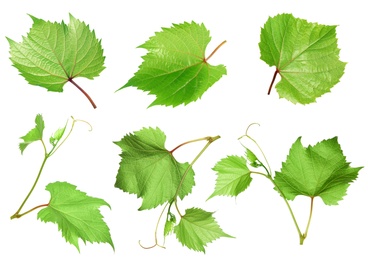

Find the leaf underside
[[274, 137, 362, 205], [118, 21, 226, 107], [209, 155, 252, 199], [114, 127, 195, 210], [19, 114, 44, 154], [174, 208, 232, 252], [259, 13, 346, 104], [37, 182, 114, 251], [8, 14, 104, 99]]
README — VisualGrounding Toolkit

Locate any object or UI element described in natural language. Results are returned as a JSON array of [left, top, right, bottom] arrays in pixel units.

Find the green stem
[[173, 135, 220, 215], [11, 117, 91, 220], [300, 197, 314, 245], [242, 124, 303, 241], [11, 154, 49, 220], [139, 202, 170, 249], [239, 123, 272, 175], [269, 176, 303, 239]]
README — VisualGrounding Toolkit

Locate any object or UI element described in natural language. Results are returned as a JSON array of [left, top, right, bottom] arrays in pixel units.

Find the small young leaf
[[19, 114, 44, 154], [274, 137, 362, 205], [174, 208, 232, 252], [208, 155, 252, 199], [245, 148, 263, 168], [114, 127, 195, 210], [164, 212, 176, 237], [117, 21, 226, 107], [49, 120, 68, 147], [8, 14, 104, 108], [259, 13, 346, 104], [37, 182, 114, 251]]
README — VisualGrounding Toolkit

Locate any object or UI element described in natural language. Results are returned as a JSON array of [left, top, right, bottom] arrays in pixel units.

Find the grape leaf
[[19, 114, 44, 154], [49, 120, 68, 147], [114, 127, 195, 210], [208, 155, 252, 199], [117, 21, 226, 107], [7, 14, 104, 108], [274, 137, 362, 205], [259, 13, 346, 104], [174, 208, 232, 252], [37, 182, 114, 251], [245, 148, 263, 168]]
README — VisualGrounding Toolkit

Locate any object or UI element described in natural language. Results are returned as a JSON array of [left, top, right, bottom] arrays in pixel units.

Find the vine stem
[[68, 78, 97, 109], [267, 69, 279, 95], [139, 202, 170, 249], [241, 124, 304, 243], [300, 197, 314, 245], [205, 40, 227, 62], [10, 117, 90, 220], [173, 135, 220, 216], [10, 147, 48, 220]]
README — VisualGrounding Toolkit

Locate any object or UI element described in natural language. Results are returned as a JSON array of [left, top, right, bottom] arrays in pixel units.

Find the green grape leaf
[[37, 182, 114, 251], [164, 212, 176, 237], [19, 114, 44, 154], [274, 137, 362, 205], [49, 120, 68, 147], [208, 155, 252, 199], [117, 21, 226, 107], [259, 13, 346, 104], [7, 14, 104, 108], [114, 127, 195, 210], [245, 148, 263, 168], [174, 208, 232, 252]]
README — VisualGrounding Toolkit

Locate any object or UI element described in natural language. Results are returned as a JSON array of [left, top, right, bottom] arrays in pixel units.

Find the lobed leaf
[[209, 155, 252, 199], [174, 208, 232, 252], [117, 21, 226, 107], [37, 182, 114, 251], [19, 114, 44, 154], [274, 137, 362, 205], [114, 127, 195, 210], [259, 13, 346, 104], [8, 14, 104, 106]]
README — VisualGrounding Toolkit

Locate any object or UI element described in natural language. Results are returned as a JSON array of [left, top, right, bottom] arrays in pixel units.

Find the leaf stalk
[[68, 78, 97, 109]]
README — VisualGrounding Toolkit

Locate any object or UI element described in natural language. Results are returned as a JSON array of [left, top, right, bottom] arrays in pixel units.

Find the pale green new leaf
[[164, 212, 176, 237], [37, 182, 114, 251], [19, 114, 44, 154], [117, 21, 226, 107], [114, 127, 195, 210], [208, 155, 252, 199], [174, 208, 232, 252], [259, 13, 346, 104], [274, 137, 362, 205], [49, 120, 68, 147], [245, 148, 263, 168], [8, 14, 104, 107]]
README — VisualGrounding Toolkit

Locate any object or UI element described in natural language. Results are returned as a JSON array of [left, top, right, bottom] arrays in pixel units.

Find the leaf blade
[[259, 13, 346, 104], [19, 114, 45, 154], [209, 155, 252, 199], [174, 208, 232, 252], [114, 127, 195, 210], [118, 21, 226, 107], [274, 137, 362, 205], [37, 182, 114, 251]]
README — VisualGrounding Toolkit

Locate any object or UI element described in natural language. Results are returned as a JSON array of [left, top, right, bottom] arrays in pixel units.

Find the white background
[[0, 0, 367, 259]]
